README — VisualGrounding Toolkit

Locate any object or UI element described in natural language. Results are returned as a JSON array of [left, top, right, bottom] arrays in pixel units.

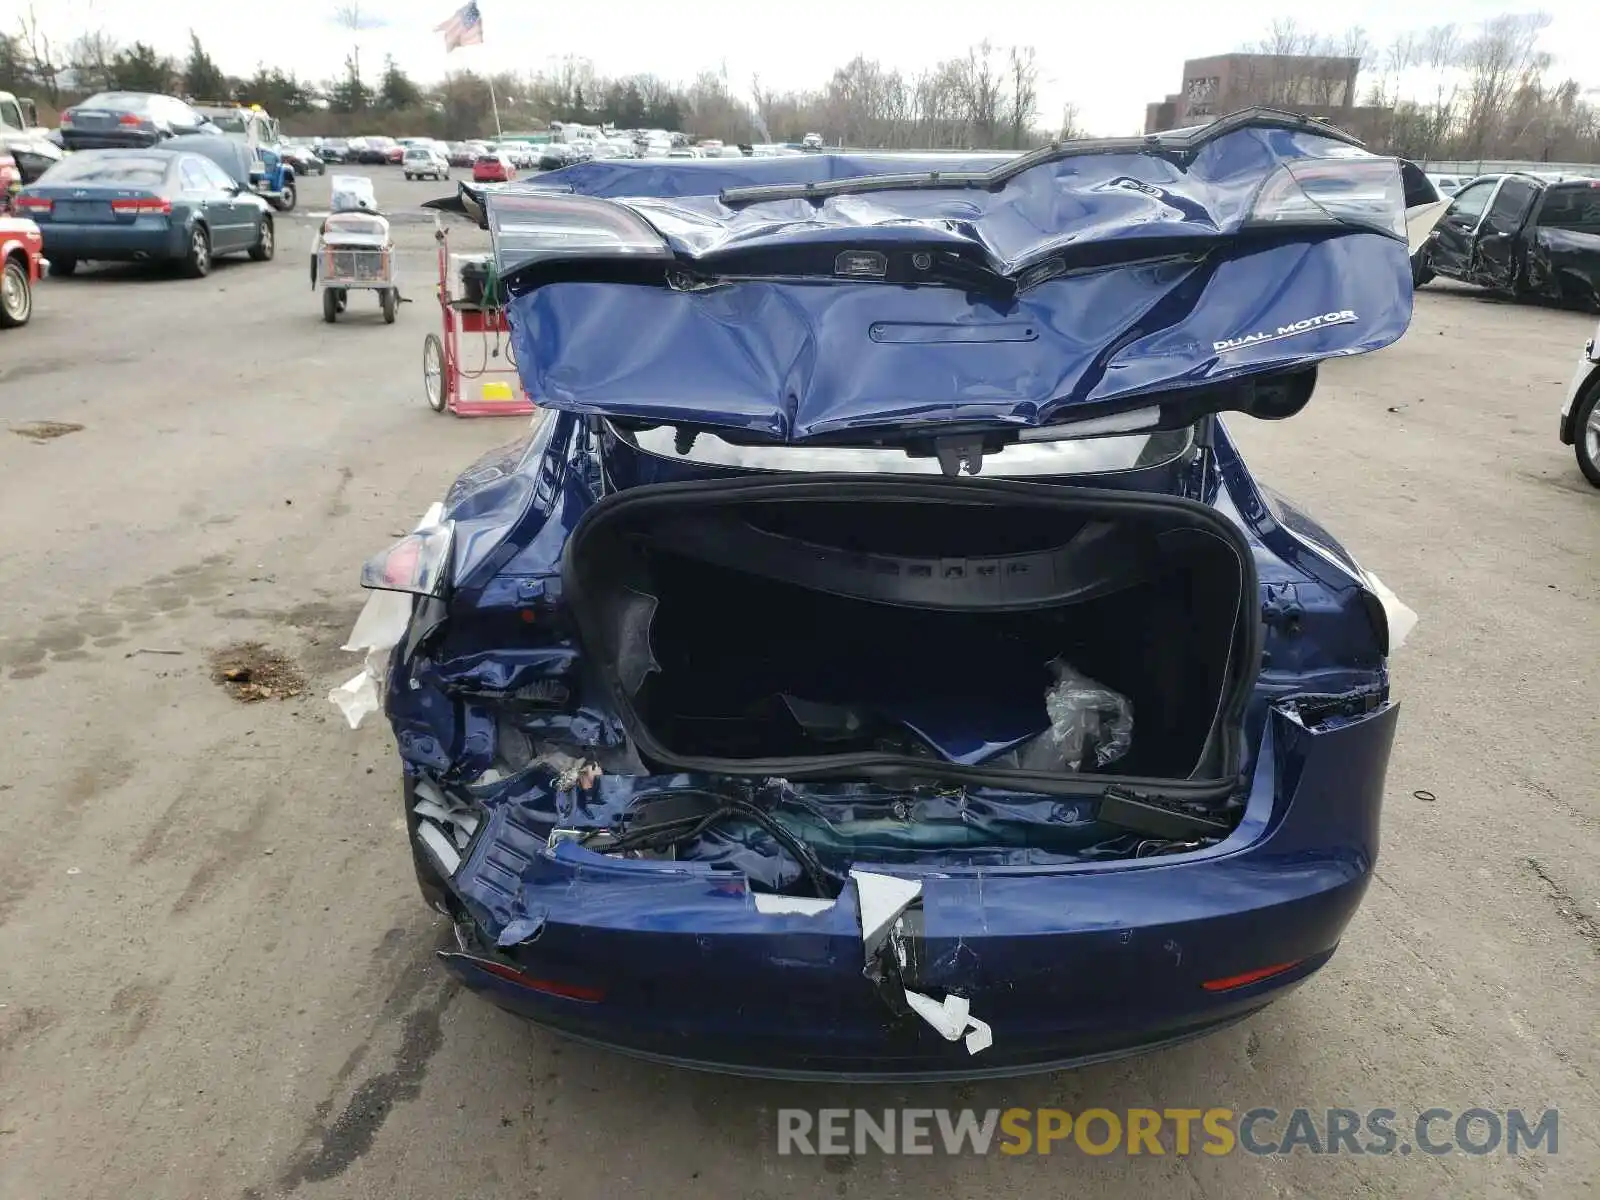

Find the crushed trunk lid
[[431, 109, 1414, 450]]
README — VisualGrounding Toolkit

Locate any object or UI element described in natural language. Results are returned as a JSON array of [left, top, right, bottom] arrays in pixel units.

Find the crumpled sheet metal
[[498, 127, 1415, 443], [330, 503, 445, 729]]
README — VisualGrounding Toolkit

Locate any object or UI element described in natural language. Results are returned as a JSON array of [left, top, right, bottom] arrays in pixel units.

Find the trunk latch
[[933, 435, 987, 477]]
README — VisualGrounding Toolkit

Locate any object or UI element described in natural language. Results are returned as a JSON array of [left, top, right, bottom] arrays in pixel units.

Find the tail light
[[117, 113, 143, 127], [111, 197, 172, 215], [1247, 155, 1406, 240], [484, 189, 670, 275], [59, 111, 74, 126], [13, 195, 51, 213], [361, 521, 454, 596]]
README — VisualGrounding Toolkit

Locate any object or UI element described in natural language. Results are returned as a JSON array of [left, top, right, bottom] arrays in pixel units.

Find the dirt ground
[[0, 167, 1595, 1200]]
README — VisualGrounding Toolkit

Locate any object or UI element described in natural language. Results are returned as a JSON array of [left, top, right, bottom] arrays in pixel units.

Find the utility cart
[[422, 215, 536, 416], [313, 175, 400, 324]]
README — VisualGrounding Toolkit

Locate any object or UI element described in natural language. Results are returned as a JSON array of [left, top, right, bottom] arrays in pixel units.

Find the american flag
[[435, 1, 484, 50]]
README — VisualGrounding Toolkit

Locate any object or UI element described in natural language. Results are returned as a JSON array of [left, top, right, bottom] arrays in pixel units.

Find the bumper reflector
[[462, 955, 606, 1003], [1201, 959, 1306, 992]]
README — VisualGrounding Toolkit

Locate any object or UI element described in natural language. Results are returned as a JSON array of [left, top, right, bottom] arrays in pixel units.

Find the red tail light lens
[[118, 113, 143, 127], [59, 111, 74, 126], [13, 195, 51, 212], [111, 197, 172, 215], [483, 188, 670, 276], [360, 522, 454, 596]]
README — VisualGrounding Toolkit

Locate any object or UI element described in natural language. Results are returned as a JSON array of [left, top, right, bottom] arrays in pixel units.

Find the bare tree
[[750, 74, 776, 142], [1364, 32, 1415, 109], [1005, 46, 1038, 149], [954, 41, 1002, 147], [1413, 25, 1463, 160], [1058, 102, 1085, 141], [1459, 12, 1553, 156], [1265, 18, 1312, 56], [67, 28, 119, 94], [331, 1, 387, 95], [1317, 25, 1370, 106], [14, 4, 61, 104], [684, 68, 757, 143]]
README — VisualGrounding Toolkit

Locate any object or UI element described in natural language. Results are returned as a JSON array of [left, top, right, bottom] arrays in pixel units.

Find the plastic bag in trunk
[[1014, 658, 1134, 772]]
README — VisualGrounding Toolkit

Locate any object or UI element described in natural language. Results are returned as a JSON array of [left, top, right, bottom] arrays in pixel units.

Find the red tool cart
[[421, 218, 537, 417]]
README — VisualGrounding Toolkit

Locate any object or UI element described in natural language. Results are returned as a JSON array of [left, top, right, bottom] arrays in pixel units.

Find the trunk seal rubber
[[560, 474, 1261, 800]]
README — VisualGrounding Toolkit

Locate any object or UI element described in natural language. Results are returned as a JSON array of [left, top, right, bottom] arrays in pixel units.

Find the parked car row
[[290, 129, 812, 178], [7, 144, 277, 299], [277, 139, 327, 176]]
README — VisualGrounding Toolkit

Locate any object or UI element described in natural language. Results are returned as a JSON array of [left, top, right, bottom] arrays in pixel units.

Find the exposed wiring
[[453, 319, 495, 379], [583, 795, 841, 898], [451, 257, 519, 376]]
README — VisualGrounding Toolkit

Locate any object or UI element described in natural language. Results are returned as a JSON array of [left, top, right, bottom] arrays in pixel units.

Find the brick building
[[1144, 52, 1392, 146]]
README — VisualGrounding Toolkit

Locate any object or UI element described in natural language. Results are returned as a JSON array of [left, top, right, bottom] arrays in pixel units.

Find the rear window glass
[[44, 154, 169, 186], [1537, 185, 1600, 231], [1399, 161, 1438, 208], [80, 92, 157, 113]]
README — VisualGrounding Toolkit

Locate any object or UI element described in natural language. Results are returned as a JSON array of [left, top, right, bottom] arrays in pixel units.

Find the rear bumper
[[449, 954, 1297, 1081], [415, 699, 1398, 1078], [39, 223, 188, 262]]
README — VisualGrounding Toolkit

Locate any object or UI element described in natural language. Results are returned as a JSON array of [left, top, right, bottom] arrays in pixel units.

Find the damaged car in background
[[1413, 172, 1600, 308], [337, 109, 1417, 1079]]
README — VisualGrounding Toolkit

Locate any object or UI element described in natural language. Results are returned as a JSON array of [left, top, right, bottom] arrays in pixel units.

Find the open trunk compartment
[[562, 477, 1258, 792]]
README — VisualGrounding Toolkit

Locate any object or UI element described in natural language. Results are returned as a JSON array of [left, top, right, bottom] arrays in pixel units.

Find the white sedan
[[402, 145, 450, 181], [1558, 319, 1600, 487]]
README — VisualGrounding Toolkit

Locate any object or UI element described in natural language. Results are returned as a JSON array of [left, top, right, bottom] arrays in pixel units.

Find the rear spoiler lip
[[719, 107, 1367, 206], [424, 179, 572, 230], [426, 107, 1369, 233]]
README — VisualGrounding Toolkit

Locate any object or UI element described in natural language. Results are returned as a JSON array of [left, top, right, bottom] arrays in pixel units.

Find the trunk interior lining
[[565, 485, 1252, 785]]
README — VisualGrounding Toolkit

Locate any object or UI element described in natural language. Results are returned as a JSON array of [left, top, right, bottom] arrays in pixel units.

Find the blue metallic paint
[[385, 412, 1399, 1075], [405, 697, 1393, 1078], [500, 127, 1412, 439], [382, 122, 1408, 1076]]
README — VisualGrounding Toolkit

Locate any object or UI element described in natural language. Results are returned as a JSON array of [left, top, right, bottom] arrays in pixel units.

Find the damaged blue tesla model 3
[[351, 109, 1414, 1079]]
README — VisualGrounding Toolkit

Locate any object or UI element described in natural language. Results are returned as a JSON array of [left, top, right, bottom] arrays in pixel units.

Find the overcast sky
[[30, 0, 1600, 133]]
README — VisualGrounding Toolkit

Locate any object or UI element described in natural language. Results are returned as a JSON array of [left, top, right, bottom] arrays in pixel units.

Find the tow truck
[[191, 101, 297, 211], [0, 90, 63, 193]]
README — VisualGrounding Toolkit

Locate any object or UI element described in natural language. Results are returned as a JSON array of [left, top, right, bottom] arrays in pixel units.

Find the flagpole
[[487, 69, 502, 137]]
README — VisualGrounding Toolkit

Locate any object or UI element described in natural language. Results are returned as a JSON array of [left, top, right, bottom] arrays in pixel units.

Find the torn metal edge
[[848, 868, 992, 1056]]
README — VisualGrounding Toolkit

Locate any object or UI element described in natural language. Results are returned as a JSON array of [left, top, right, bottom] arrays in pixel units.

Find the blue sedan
[[14, 149, 274, 278], [354, 111, 1415, 1079]]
